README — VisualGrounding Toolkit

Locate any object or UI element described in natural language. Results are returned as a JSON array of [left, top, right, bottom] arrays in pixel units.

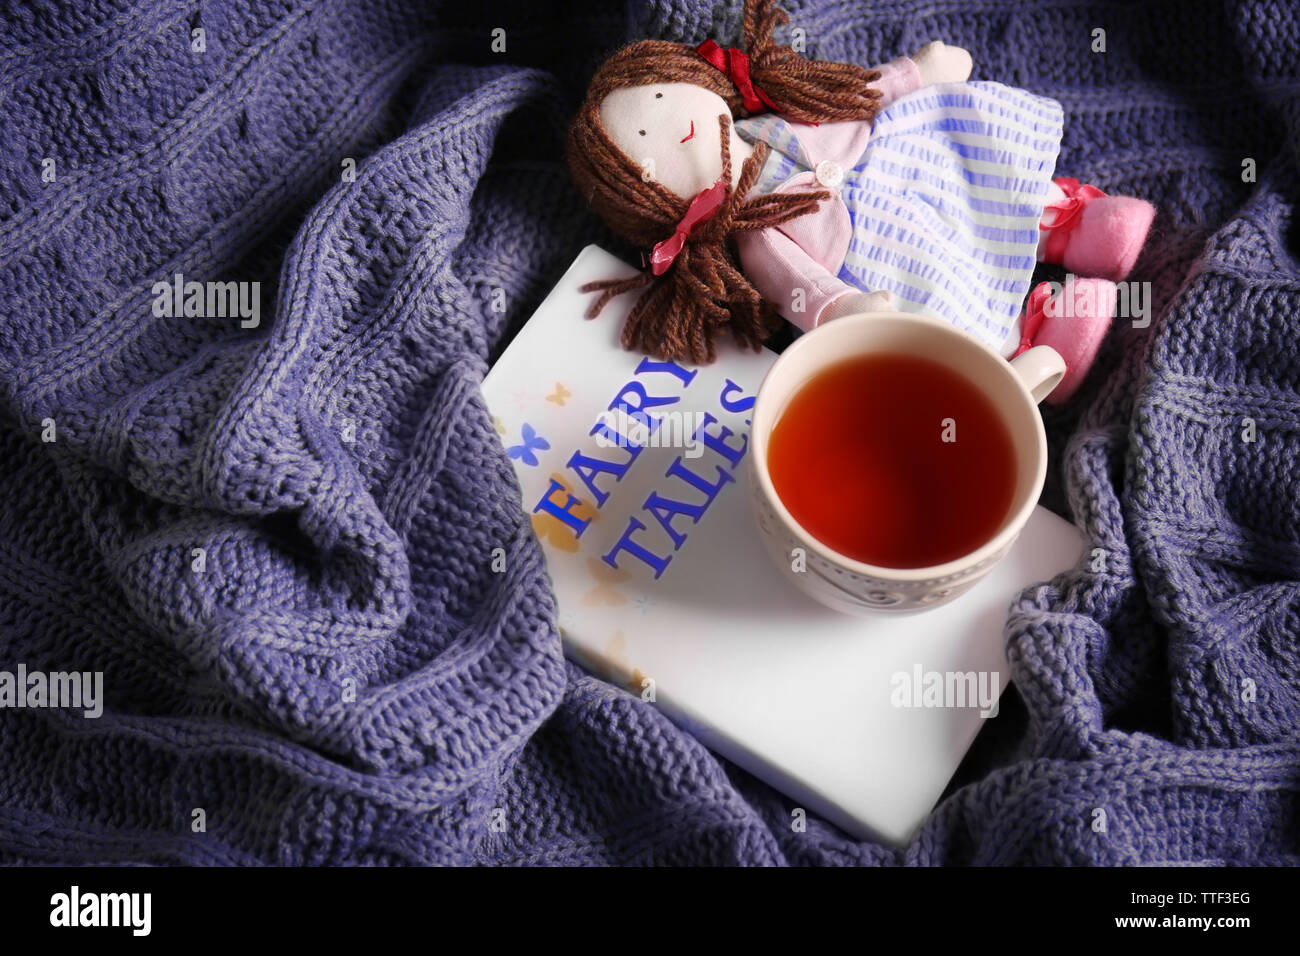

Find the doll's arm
[[908, 41, 973, 86], [734, 225, 894, 333], [869, 56, 923, 109], [870, 42, 973, 107]]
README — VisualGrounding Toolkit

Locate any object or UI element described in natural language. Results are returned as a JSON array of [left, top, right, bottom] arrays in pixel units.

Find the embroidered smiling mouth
[[680, 120, 695, 143]]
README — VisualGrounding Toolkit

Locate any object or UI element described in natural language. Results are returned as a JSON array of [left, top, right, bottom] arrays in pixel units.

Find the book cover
[[481, 244, 1085, 844]]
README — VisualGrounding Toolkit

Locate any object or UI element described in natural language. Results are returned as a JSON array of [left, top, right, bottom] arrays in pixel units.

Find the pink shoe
[[1039, 177, 1156, 282], [1012, 278, 1117, 404]]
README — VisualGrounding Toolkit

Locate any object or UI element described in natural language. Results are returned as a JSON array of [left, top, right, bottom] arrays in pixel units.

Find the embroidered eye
[[639, 129, 646, 136], [655, 92, 663, 98]]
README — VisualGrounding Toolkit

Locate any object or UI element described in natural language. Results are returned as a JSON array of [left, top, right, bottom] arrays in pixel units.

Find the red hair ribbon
[[696, 39, 778, 114], [649, 178, 728, 275]]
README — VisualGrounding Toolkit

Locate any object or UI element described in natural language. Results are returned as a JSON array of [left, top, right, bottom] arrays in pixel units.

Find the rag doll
[[565, 0, 1156, 402]]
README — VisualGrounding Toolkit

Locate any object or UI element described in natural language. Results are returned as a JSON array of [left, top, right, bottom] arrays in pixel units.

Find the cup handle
[[1009, 345, 1067, 404]]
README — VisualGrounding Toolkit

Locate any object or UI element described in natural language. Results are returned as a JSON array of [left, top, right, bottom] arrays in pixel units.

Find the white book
[[481, 245, 1084, 844]]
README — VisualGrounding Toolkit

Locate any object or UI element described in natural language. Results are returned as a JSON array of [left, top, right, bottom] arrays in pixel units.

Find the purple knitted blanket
[[0, 0, 1297, 864]]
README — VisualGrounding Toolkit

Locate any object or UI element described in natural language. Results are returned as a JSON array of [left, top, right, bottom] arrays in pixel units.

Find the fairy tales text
[[531, 356, 755, 579]]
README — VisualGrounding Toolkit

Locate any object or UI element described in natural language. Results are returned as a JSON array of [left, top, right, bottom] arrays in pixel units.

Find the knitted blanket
[[1, 0, 1296, 865]]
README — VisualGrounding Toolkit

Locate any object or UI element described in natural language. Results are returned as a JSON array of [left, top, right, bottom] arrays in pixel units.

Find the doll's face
[[599, 82, 749, 199]]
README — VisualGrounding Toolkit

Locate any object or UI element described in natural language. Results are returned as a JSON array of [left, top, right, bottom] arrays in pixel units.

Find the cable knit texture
[[1, 0, 1298, 865]]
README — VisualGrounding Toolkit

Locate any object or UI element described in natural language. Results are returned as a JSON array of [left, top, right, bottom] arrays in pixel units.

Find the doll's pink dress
[[734, 60, 1064, 357]]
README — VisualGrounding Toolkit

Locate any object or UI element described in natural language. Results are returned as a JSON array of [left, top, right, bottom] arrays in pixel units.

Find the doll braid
[[575, 115, 827, 364], [565, 0, 883, 364], [740, 0, 883, 123]]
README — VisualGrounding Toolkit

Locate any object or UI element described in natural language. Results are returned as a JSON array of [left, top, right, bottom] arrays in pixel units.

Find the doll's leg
[[1034, 180, 1067, 259], [1037, 177, 1155, 282], [1012, 277, 1117, 404]]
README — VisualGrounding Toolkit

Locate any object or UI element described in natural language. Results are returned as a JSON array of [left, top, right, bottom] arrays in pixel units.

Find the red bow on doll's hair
[[649, 178, 728, 275], [696, 39, 778, 114], [695, 38, 815, 125]]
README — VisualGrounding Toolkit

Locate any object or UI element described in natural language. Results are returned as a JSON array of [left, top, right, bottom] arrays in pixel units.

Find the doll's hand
[[911, 41, 973, 85], [818, 289, 898, 325]]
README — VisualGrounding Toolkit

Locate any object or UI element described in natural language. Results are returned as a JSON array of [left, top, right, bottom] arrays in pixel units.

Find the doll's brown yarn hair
[[565, 0, 884, 364]]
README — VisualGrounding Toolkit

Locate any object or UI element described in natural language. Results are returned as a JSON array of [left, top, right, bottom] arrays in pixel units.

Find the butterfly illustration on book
[[530, 472, 598, 552], [546, 382, 572, 406], [506, 422, 550, 466], [582, 556, 629, 606], [585, 630, 655, 700]]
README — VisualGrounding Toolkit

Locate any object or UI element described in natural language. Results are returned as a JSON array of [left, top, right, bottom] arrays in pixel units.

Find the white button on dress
[[814, 159, 844, 188]]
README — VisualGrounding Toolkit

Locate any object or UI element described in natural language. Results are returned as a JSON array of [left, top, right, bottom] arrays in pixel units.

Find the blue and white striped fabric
[[737, 82, 1064, 355]]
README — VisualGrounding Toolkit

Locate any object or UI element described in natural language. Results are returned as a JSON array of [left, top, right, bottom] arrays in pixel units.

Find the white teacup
[[748, 310, 1065, 615]]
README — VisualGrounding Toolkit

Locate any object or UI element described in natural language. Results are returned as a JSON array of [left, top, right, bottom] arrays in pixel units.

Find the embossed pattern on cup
[[748, 311, 1063, 616]]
